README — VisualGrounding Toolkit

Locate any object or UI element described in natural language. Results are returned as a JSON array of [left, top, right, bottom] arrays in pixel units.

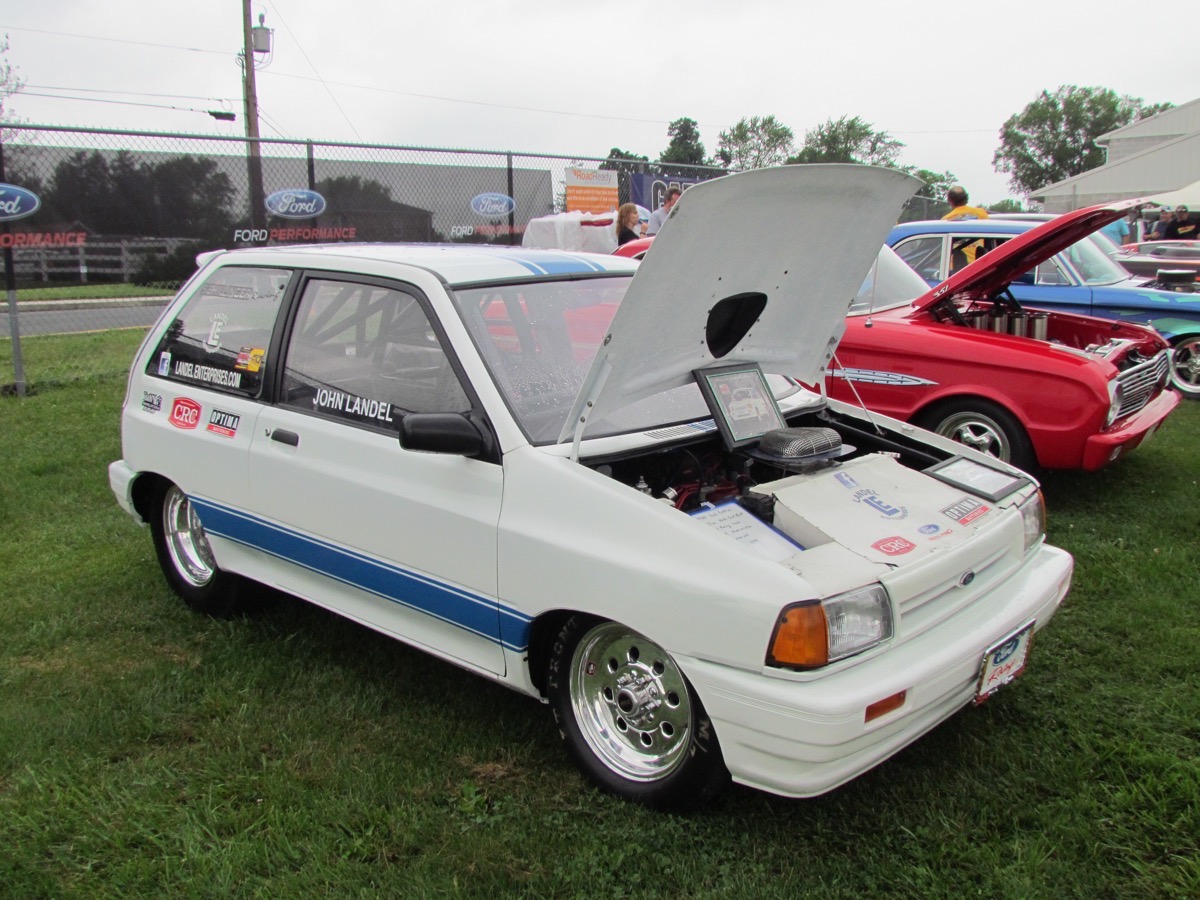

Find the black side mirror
[[399, 412, 492, 458]]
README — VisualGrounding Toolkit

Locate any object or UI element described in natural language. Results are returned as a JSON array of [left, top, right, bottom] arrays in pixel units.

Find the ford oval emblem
[[265, 189, 327, 219], [470, 192, 516, 218], [0, 183, 41, 222]]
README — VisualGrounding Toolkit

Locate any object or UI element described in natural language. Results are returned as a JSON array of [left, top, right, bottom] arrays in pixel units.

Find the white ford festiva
[[110, 166, 1073, 810]]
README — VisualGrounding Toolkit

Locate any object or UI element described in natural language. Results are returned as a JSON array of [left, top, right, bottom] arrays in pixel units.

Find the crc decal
[[205, 312, 229, 352], [827, 367, 937, 387], [313, 387, 395, 424], [157, 352, 172, 376], [206, 408, 241, 438], [173, 360, 243, 389], [169, 397, 202, 429], [265, 189, 327, 219], [852, 487, 908, 519], [235, 347, 266, 372], [942, 496, 991, 525], [141, 391, 163, 414], [872, 536, 916, 556], [0, 183, 41, 221], [470, 193, 516, 217]]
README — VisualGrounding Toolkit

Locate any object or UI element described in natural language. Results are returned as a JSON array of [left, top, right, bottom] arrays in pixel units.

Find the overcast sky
[[2, 1, 1195, 205]]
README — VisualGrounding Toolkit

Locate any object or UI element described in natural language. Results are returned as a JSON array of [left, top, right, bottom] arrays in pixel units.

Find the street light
[[238, 4, 273, 229]]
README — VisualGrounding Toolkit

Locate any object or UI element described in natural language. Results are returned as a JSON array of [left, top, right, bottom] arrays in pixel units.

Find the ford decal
[[470, 193, 516, 217], [0, 184, 41, 221], [265, 189, 327, 219]]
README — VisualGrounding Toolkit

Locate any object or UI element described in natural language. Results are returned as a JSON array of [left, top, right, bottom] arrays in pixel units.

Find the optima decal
[[206, 409, 241, 438], [0, 184, 41, 221], [265, 189, 327, 219], [173, 360, 243, 389], [169, 397, 202, 429], [942, 496, 990, 525]]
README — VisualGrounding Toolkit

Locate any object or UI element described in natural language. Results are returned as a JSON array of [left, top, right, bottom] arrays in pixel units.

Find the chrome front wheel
[[1169, 335, 1200, 397]]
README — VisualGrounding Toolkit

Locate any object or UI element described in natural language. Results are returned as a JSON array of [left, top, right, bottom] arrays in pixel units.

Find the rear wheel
[[546, 615, 728, 810], [1169, 335, 1200, 398], [149, 481, 245, 616], [918, 398, 1036, 472]]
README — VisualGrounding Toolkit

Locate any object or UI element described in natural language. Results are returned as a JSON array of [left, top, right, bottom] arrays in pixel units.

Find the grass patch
[[17, 284, 174, 302], [1, 358, 1198, 897], [1, 328, 148, 393]]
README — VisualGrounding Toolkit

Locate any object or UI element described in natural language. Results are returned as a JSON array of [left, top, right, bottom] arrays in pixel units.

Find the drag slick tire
[[148, 481, 246, 617], [546, 614, 728, 810]]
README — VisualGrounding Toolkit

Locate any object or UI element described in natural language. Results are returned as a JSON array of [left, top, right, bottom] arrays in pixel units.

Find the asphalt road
[[2, 299, 169, 338]]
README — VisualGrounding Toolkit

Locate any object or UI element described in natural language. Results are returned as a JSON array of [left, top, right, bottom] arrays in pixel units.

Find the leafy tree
[[316, 175, 434, 242], [0, 33, 25, 133], [600, 148, 649, 205], [987, 198, 1024, 213], [716, 116, 794, 170], [659, 117, 707, 170], [788, 116, 904, 167], [993, 86, 1173, 194]]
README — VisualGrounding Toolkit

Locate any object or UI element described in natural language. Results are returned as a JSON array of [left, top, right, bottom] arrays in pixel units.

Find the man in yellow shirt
[[942, 185, 989, 270], [942, 185, 989, 221]]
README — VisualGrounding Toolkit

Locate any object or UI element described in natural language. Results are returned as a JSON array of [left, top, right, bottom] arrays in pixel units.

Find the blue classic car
[[886, 215, 1200, 396]]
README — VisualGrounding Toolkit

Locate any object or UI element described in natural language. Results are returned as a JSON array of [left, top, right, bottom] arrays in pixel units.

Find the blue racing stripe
[[191, 498, 532, 651], [494, 251, 616, 276]]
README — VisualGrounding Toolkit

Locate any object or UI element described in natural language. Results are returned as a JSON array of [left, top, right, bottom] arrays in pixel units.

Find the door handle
[[270, 429, 300, 446]]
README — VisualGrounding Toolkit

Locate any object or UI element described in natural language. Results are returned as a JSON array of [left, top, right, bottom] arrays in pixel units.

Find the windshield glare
[[1061, 233, 1130, 285], [849, 246, 928, 313], [451, 276, 800, 443]]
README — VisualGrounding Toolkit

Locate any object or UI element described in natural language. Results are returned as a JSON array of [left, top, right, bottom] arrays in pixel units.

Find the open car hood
[[558, 165, 920, 445], [912, 199, 1146, 311]]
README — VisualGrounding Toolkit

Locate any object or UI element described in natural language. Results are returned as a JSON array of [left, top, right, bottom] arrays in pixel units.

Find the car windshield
[[1059, 233, 1130, 285], [848, 246, 929, 314], [451, 276, 800, 443]]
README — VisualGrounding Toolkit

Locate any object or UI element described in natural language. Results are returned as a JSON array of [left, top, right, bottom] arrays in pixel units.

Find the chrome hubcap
[[1171, 339, 1200, 394], [569, 622, 692, 781], [163, 486, 216, 587], [937, 412, 1010, 460]]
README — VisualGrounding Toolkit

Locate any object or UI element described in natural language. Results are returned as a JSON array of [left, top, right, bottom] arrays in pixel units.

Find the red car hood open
[[914, 199, 1147, 311]]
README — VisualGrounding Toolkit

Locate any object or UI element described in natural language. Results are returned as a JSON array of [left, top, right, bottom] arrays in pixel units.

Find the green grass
[[1, 366, 1198, 898], [1, 328, 148, 394], [16, 284, 173, 302]]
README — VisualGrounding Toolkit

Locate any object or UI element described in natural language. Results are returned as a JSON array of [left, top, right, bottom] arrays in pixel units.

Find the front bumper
[[1081, 389, 1179, 471], [679, 544, 1073, 799], [108, 459, 142, 522]]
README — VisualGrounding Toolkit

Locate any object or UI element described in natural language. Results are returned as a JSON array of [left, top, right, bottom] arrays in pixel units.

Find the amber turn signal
[[767, 604, 829, 668], [865, 690, 907, 723]]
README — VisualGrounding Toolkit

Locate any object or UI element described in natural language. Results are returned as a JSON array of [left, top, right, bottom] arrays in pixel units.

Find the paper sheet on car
[[768, 454, 998, 566]]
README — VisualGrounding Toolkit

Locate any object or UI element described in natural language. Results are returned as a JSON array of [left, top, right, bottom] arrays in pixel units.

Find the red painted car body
[[826, 203, 1179, 471]]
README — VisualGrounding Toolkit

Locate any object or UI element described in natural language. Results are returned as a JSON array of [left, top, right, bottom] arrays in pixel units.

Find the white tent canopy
[[1144, 178, 1200, 209]]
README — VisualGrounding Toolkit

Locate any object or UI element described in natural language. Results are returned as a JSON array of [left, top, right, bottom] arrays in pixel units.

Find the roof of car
[[888, 219, 1035, 239], [204, 242, 639, 287]]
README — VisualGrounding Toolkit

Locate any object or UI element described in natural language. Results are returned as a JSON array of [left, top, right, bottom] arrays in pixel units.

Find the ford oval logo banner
[[470, 193, 516, 217], [0, 183, 41, 221], [265, 189, 327, 219]]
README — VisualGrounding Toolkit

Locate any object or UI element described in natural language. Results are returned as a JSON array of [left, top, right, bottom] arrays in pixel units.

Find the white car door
[[245, 274, 507, 676]]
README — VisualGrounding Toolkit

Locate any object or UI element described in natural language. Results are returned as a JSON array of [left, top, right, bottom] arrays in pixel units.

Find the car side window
[[146, 266, 291, 397], [279, 278, 471, 433], [893, 236, 945, 283]]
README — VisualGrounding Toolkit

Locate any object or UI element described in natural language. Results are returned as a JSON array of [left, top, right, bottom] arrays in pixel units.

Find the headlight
[[1019, 490, 1045, 553], [767, 585, 893, 669], [1105, 379, 1122, 428]]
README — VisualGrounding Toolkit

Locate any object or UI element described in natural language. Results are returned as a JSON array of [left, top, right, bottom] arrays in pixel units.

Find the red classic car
[[827, 204, 1178, 471], [617, 204, 1179, 472]]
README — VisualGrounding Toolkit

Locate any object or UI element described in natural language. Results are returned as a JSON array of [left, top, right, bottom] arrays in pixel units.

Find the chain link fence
[[2, 124, 939, 394]]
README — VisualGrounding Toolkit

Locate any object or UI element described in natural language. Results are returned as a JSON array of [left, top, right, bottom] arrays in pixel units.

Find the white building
[[1029, 98, 1200, 213]]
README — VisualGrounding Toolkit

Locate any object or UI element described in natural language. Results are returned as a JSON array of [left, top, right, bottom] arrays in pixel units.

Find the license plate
[[974, 621, 1035, 704]]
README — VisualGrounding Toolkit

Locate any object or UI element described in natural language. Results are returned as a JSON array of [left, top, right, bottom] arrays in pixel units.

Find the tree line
[[602, 86, 1173, 206]]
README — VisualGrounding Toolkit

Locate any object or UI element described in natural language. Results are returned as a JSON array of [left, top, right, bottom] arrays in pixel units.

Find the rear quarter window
[[146, 266, 291, 397]]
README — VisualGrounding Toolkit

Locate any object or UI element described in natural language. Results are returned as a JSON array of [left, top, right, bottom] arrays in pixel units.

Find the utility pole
[[239, 0, 271, 230]]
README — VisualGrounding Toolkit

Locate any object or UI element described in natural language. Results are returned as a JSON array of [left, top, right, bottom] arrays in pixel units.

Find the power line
[[19, 90, 234, 119], [24, 82, 232, 104], [0, 24, 227, 56]]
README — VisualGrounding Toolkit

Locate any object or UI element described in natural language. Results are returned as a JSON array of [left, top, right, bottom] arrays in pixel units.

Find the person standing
[[1100, 215, 1131, 246], [1145, 207, 1173, 241], [615, 203, 641, 246], [645, 187, 682, 236], [1164, 205, 1199, 240], [941, 186, 989, 221]]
